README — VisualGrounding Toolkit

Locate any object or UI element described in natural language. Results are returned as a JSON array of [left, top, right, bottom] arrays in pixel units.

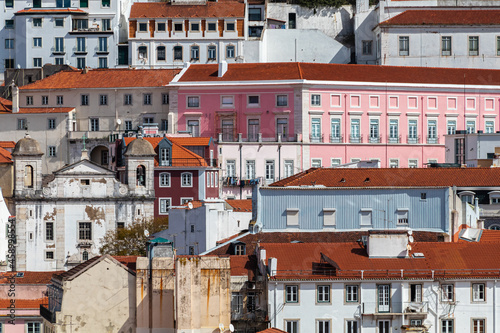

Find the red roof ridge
[[297, 62, 304, 80]]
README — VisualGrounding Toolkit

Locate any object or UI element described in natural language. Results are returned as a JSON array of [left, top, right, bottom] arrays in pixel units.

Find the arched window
[[159, 172, 170, 187], [137, 165, 146, 186], [490, 225, 500, 230], [208, 45, 216, 61], [82, 250, 89, 261], [173, 46, 183, 61], [181, 172, 192, 187], [226, 45, 235, 59], [138, 46, 147, 59], [190, 45, 199, 61], [24, 165, 33, 188]]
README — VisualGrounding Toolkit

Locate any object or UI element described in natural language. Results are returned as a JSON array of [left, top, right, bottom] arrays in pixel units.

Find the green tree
[[99, 217, 169, 256]]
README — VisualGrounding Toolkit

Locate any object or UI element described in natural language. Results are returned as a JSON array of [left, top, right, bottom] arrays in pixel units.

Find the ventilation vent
[[340, 178, 346, 183]]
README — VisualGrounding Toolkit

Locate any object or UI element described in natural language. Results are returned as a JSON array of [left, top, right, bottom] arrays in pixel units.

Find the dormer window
[[489, 191, 500, 204], [234, 243, 246, 255], [160, 148, 170, 166], [459, 191, 475, 204]]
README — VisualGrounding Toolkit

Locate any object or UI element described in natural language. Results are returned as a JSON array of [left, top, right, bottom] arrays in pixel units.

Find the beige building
[[41, 255, 136, 333], [13, 136, 156, 271]]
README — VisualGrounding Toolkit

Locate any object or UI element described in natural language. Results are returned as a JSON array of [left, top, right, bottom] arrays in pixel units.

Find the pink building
[[170, 62, 500, 198]]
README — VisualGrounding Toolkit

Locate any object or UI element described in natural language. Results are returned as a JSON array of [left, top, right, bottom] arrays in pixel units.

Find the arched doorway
[[90, 145, 109, 167]]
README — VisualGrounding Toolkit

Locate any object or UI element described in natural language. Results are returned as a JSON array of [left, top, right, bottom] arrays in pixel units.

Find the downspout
[[239, 144, 242, 199], [401, 283, 405, 326], [273, 282, 277, 327], [278, 144, 281, 180], [494, 280, 497, 333], [344, 94, 347, 162]]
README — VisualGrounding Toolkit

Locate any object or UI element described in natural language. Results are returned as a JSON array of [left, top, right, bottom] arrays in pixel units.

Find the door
[[378, 320, 390, 333], [378, 285, 390, 312]]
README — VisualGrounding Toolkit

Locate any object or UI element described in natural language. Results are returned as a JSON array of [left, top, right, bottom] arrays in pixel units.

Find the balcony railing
[[361, 301, 428, 315], [350, 134, 362, 143], [407, 135, 420, 144], [388, 135, 401, 144], [40, 304, 56, 323], [310, 134, 324, 143], [330, 135, 343, 143], [369, 135, 381, 143], [427, 136, 439, 144]]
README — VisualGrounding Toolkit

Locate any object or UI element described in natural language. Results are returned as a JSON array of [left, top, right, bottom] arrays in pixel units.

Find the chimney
[[218, 61, 228, 77], [11, 82, 19, 113]]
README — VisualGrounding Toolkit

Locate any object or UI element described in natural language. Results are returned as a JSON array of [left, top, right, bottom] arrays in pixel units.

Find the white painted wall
[[0, 191, 11, 270]]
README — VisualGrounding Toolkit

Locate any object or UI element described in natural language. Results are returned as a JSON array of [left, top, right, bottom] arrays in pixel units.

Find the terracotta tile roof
[[16, 8, 86, 14], [130, 1, 244, 19], [123, 136, 208, 166], [0, 141, 16, 149], [177, 62, 500, 86], [258, 329, 287, 333], [230, 255, 256, 278], [20, 68, 180, 90], [207, 231, 444, 256], [168, 136, 211, 146], [0, 147, 12, 163], [0, 97, 12, 112], [216, 231, 248, 245], [261, 241, 500, 280], [269, 167, 500, 188], [475, 229, 500, 242], [0, 271, 63, 284], [379, 10, 500, 27], [10, 107, 73, 114], [173, 200, 204, 210], [113, 255, 138, 272], [53, 256, 101, 281], [0, 298, 47, 309], [225, 199, 252, 212]]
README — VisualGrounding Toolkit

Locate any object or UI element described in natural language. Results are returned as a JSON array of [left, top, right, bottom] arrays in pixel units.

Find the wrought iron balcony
[[350, 134, 362, 143], [310, 134, 324, 143], [407, 135, 420, 144], [388, 135, 401, 144], [369, 135, 381, 143], [330, 135, 343, 143], [427, 136, 439, 144], [40, 304, 56, 323]]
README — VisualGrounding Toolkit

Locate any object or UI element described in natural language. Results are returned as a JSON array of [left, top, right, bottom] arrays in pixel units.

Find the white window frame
[[181, 197, 193, 205], [285, 285, 299, 303], [276, 94, 288, 107], [472, 283, 486, 302], [159, 172, 170, 187], [159, 198, 171, 215], [311, 94, 321, 106], [345, 285, 359, 303], [221, 95, 234, 108], [187, 95, 200, 108], [441, 284, 454, 302], [396, 209, 408, 225], [181, 172, 193, 187], [286, 208, 299, 226], [360, 209, 372, 226], [408, 159, 418, 168], [323, 209, 336, 227], [485, 120, 495, 134]]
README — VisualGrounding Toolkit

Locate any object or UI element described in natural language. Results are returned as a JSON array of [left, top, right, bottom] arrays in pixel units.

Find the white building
[[259, 232, 500, 333], [13, 136, 155, 271], [0, 192, 11, 271]]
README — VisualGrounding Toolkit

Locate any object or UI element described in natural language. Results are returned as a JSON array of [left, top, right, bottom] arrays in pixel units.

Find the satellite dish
[[116, 119, 122, 125], [408, 230, 413, 235], [144, 230, 150, 237], [219, 323, 224, 332], [408, 235, 414, 243], [188, 202, 193, 209], [229, 324, 235, 332]]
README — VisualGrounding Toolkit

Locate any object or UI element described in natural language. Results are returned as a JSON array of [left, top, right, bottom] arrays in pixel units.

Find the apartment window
[[396, 209, 408, 225], [181, 172, 193, 187], [25, 96, 33, 106], [369, 119, 379, 142], [248, 95, 259, 106], [408, 159, 418, 168], [159, 173, 170, 187], [265, 160, 275, 182], [221, 96, 234, 107], [331, 158, 341, 166], [389, 159, 398, 168], [473, 319, 485, 333], [54, 37, 64, 53], [447, 120, 456, 135], [208, 45, 217, 60], [174, 23, 183, 32], [378, 285, 390, 312], [226, 45, 235, 58], [226, 160, 236, 177], [79, 222, 92, 240], [187, 120, 199, 136], [441, 284, 454, 302], [317, 285, 330, 303], [311, 159, 322, 168], [98, 57, 108, 69], [317, 320, 330, 333], [248, 8, 262, 21], [33, 58, 42, 67], [190, 45, 199, 61], [5, 39, 13, 49], [248, 119, 259, 142], [5, 58, 14, 69], [18, 119, 27, 130], [360, 210, 372, 226], [472, 283, 485, 302], [48, 118, 56, 130], [187, 96, 199, 108], [143, 93, 152, 105], [5, 20, 14, 29], [45, 222, 54, 241], [351, 119, 360, 141], [159, 198, 171, 214], [98, 37, 107, 52], [277, 118, 288, 140], [277, 94, 288, 106], [139, 23, 147, 32], [102, 18, 110, 31], [467, 120, 475, 134], [497, 37, 500, 56], [162, 93, 169, 105], [33, 18, 42, 27], [285, 320, 298, 333], [124, 94, 132, 105], [45, 250, 54, 259], [191, 22, 200, 31], [389, 119, 399, 142], [27, 323, 41, 333], [399, 36, 409, 56], [285, 285, 298, 303], [159, 147, 170, 166], [157, 22, 166, 32], [231, 293, 243, 314], [284, 160, 294, 178], [77, 57, 86, 69], [441, 319, 453, 333], [246, 160, 255, 179], [226, 22, 235, 31], [362, 40, 372, 55], [55, 57, 64, 65], [99, 94, 108, 106], [486, 121, 494, 133], [441, 36, 452, 56], [101, 0, 110, 7], [77, 37, 86, 52], [221, 119, 234, 141], [42, 96, 48, 105], [311, 94, 321, 106], [125, 120, 132, 131], [427, 120, 437, 143], [162, 119, 168, 131], [153, 46, 165, 61], [469, 36, 479, 56], [90, 118, 99, 131], [138, 46, 147, 59], [346, 320, 358, 333], [408, 119, 418, 143], [311, 118, 321, 142], [56, 95, 64, 105], [410, 284, 422, 302], [346, 285, 359, 302], [207, 22, 216, 31], [5, 0, 13, 7], [48, 146, 56, 157]]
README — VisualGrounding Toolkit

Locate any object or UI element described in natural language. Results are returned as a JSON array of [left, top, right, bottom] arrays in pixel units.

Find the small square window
[[45, 251, 54, 260], [17, 118, 27, 130], [248, 95, 259, 105], [191, 23, 199, 31], [311, 94, 321, 106], [421, 193, 427, 200], [55, 18, 64, 27], [346, 285, 359, 303], [221, 96, 234, 107], [317, 285, 330, 303], [33, 58, 42, 68], [5, 20, 14, 29], [187, 96, 200, 108], [157, 22, 166, 31], [117, 222, 125, 229], [174, 23, 183, 32], [207, 22, 216, 31], [33, 18, 42, 27], [362, 40, 372, 55], [277, 95, 288, 107], [226, 22, 235, 31], [285, 285, 298, 303], [139, 23, 148, 32], [5, 39, 14, 49]]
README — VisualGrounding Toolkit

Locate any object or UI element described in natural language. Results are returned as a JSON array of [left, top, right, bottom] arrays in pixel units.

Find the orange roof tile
[[270, 167, 500, 188], [178, 62, 500, 86], [476, 229, 500, 242], [20, 68, 180, 90], [0, 147, 12, 163], [261, 241, 500, 280], [0, 298, 47, 309], [230, 255, 256, 277], [130, 1, 244, 19], [0, 141, 16, 149], [226, 199, 252, 212], [0, 271, 63, 284], [379, 10, 500, 27], [168, 136, 211, 146], [16, 8, 86, 14], [0, 97, 12, 112]]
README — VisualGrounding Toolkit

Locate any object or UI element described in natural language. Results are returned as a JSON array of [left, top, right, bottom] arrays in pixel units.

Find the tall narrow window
[[469, 36, 479, 56], [369, 119, 379, 143], [246, 160, 255, 179], [408, 119, 418, 143], [160, 148, 170, 166], [190, 45, 199, 61], [226, 45, 235, 58], [350, 119, 360, 143], [277, 118, 288, 141], [222, 119, 234, 142], [389, 119, 399, 143], [157, 46, 166, 61], [447, 120, 456, 135], [98, 37, 107, 52], [174, 46, 182, 61], [399, 36, 409, 56], [248, 119, 259, 142], [442, 36, 452, 56], [410, 284, 422, 302], [137, 165, 146, 186], [265, 160, 275, 183], [138, 46, 147, 59], [427, 120, 437, 143], [284, 160, 294, 178], [311, 118, 321, 142], [226, 160, 236, 177], [331, 118, 341, 142], [187, 120, 200, 137], [24, 165, 34, 188], [467, 120, 476, 134], [486, 121, 494, 134], [208, 45, 216, 60]]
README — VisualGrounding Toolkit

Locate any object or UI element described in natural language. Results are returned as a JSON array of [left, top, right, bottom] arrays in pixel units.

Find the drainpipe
[[239, 144, 242, 199], [494, 280, 497, 333], [401, 283, 405, 326], [278, 144, 281, 180], [273, 282, 277, 327]]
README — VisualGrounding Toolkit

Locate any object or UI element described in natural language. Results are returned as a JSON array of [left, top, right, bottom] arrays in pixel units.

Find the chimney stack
[[11, 81, 19, 113], [218, 61, 228, 77]]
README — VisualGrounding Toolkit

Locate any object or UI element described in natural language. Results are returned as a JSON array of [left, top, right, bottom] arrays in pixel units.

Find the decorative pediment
[[54, 159, 115, 176]]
